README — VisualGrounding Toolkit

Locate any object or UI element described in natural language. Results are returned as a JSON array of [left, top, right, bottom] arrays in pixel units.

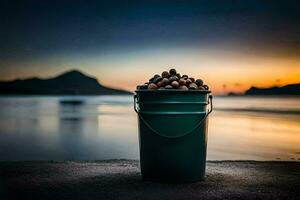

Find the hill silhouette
[[245, 83, 300, 95], [0, 70, 131, 95]]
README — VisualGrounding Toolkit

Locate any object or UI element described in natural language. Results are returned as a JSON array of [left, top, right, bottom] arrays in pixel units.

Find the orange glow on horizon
[[1, 48, 299, 95], [97, 56, 300, 95]]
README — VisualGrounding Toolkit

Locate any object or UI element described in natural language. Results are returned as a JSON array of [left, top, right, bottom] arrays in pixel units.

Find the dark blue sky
[[1, 0, 300, 93], [1, 0, 300, 60]]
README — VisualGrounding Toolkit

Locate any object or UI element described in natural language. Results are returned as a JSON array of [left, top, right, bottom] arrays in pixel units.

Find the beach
[[1, 160, 299, 200]]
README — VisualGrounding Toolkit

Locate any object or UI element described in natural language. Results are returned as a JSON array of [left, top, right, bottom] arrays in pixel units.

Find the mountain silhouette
[[245, 83, 300, 95], [0, 70, 131, 95]]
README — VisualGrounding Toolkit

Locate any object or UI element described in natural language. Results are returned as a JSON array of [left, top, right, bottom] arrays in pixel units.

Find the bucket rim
[[135, 89, 211, 93]]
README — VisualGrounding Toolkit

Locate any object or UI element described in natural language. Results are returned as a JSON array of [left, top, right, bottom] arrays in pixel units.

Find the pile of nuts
[[136, 68, 209, 90]]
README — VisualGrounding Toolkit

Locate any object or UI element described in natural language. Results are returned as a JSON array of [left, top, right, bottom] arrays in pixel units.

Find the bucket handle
[[134, 94, 213, 139]]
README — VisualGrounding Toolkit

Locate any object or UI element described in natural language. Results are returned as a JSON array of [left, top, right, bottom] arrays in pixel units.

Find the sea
[[0, 95, 299, 161]]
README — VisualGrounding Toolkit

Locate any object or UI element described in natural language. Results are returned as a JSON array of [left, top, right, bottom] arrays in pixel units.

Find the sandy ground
[[0, 160, 299, 200]]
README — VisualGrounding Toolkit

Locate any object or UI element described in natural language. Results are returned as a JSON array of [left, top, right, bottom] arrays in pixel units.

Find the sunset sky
[[1, 0, 299, 94]]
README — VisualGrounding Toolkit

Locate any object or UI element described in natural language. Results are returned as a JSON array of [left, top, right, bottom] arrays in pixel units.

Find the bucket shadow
[[2, 169, 231, 200]]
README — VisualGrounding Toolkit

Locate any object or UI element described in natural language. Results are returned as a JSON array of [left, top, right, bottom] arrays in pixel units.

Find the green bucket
[[134, 90, 213, 182]]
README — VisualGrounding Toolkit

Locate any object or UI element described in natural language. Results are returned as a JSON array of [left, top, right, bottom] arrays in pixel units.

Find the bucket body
[[134, 90, 212, 182]]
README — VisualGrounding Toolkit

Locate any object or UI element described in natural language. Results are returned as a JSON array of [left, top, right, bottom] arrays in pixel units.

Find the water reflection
[[0, 96, 299, 161], [56, 98, 138, 160], [59, 105, 85, 160], [208, 111, 300, 160]]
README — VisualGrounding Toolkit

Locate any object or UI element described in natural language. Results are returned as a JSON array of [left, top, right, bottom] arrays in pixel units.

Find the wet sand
[[1, 160, 299, 200]]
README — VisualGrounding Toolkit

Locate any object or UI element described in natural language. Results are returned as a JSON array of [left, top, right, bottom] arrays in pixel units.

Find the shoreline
[[1, 160, 299, 200], [1, 159, 300, 163]]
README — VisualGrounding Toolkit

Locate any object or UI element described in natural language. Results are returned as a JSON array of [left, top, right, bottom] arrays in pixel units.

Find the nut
[[161, 71, 170, 78], [149, 77, 154, 83], [198, 86, 205, 90], [182, 75, 188, 79], [165, 85, 173, 89], [186, 79, 192, 85], [169, 68, 177, 76], [157, 81, 164, 87], [179, 85, 188, 90], [153, 76, 163, 83], [179, 79, 186, 85], [169, 76, 178, 82], [195, 79, 203, 86], [171, 81, 179, 88], [154, 74, 160, 79], [188, 83, 198, 90], [138, 84, 148, 89], [148, 83, 158, 90], [162, 78, 169, 85]]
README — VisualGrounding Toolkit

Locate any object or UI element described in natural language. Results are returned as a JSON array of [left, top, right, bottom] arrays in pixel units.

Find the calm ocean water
[[0, 95, 299, 161]]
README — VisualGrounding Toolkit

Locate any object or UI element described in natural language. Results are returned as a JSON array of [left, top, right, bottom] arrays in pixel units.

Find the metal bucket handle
[[134, 94, 213, 139]]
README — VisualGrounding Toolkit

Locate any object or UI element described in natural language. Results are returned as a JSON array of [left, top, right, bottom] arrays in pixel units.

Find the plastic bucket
[[134, 90, 213, 182]]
